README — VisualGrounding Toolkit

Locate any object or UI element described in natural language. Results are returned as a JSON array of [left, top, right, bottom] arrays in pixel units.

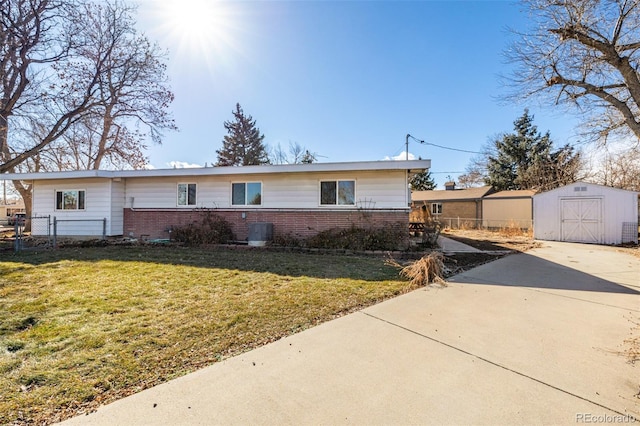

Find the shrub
[[420, 220, 442, 248], [171, 212, 234, 245], [272, 233, 304, 248], [306, 223, 409, 251]]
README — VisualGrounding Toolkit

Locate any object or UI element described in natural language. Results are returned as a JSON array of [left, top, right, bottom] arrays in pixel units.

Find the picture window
[[232, 182, 262, 205], [320, 180, 355, 205], [55, 190, 85, 210], [178, 183, 197, 206]]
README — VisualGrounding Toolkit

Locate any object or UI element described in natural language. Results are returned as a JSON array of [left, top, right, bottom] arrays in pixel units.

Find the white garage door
[[561, 198, 602, 243]]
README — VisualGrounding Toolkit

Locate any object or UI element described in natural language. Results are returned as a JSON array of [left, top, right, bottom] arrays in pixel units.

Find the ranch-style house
[[2, 160, 430, 242]]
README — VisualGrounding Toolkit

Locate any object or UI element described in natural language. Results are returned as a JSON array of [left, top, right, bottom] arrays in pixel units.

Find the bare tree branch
[[0, 0, 174, 174], [505, 0, 640, 149]]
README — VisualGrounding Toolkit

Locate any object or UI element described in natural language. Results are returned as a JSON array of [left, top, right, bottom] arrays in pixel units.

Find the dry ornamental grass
[[386, 252, 446, 287]]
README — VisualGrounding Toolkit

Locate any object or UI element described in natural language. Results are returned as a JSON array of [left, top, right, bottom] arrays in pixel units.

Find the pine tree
[[485, 110, 580, 191], [216, 104, 270, 166], [410, 170, 437, 191]]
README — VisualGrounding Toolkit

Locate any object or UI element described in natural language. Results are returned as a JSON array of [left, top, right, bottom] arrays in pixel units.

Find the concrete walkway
[[61, 241, 640, 425], [436, 235, 482, 253]]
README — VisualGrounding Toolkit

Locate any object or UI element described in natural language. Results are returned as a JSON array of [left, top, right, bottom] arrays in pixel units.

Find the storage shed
[[533, 182, 639, 245]]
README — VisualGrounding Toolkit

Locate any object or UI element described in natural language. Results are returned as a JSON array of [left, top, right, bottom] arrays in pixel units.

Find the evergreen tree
[[216, 104, 270, 166], [410, 170, 437, 191], [485, 110, 580, 191]]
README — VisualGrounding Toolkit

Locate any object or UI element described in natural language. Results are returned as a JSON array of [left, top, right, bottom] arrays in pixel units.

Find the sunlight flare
[[151, 0, 242, 70]]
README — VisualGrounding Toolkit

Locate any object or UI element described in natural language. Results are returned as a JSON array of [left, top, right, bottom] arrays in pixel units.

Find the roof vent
[[444, 181, 456, 191]]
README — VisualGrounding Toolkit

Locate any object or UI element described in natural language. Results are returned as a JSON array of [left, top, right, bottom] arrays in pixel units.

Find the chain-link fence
[[12, 216, 107, 252], [432, 217, 533, 230], [14, 215, 52, 252], [52, 218, 106, 248]]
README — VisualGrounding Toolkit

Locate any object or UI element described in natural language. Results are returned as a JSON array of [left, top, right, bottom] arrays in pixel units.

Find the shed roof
[[484, 190, 535, 199], [532, 181, 639, 198], [1, 160, 430, 181], [412, 186, 494, 202]]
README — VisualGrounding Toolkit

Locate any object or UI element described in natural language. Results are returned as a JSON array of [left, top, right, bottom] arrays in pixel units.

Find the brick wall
[[123, 209, 409, 241]]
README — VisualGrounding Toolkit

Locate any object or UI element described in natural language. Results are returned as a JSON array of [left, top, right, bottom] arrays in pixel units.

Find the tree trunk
[[12, 180, 32, 232]]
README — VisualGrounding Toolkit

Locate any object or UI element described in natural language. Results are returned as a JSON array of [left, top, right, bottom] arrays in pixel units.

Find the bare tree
[[457, 152, 490, 188], [36, 117, 149, 171], [0, 0, 99, 173], [270, 141, 318, 164], [1, 0, 175, 218], [1, 0, 77, 219], [46, 1, 175, 171], [589, 146, 640, 190], [506, 0, 640, 147], [457, 167, 486, 188]]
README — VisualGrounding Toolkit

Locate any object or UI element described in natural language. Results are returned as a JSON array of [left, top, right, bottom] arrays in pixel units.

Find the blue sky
[[137, 0, 581, 187]]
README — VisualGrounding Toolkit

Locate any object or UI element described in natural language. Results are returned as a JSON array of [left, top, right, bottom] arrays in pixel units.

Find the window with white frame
[[431, 202, 442, 215], [55, 190, 86, 210], [177, 183, 197, 206], [320, 180, 355, 205], [232, 182, 262, 205]]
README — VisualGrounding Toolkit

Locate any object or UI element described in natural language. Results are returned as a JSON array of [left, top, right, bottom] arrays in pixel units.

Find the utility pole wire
[[406, 133, 483, 156]]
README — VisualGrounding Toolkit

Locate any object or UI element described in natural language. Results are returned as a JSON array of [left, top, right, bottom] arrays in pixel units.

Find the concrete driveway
[[62, 241, 640, 425]]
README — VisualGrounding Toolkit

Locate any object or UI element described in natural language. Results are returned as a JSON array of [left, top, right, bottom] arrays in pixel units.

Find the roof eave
[[0, 160, 431, 181]]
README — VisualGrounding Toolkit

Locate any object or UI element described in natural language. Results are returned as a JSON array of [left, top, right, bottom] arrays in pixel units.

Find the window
[[320, 180, 355, 205], [177, 183, 197, 206], [232, 182, 262, 205], [56, 190, 86, 210], [431, 203, 442, 215]]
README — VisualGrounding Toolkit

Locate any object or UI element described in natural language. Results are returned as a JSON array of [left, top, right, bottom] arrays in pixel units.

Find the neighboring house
[[533, 182, 639, 245], [411, 183, 494, 225], [0, 198, 26, 223], [482, 190, 535, 229], [2, 160, 430, 240]]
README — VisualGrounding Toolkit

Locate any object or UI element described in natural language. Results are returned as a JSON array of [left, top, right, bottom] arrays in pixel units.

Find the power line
[[406, 134, 482, 155], [422, 141, 482, 155]]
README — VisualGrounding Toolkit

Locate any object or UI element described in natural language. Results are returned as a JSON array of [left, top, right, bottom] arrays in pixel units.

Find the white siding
[[124, 170, 409, 210], [109, 180, 125, 235], [26, 168, 411, 238], [32, 178, 117, 236], [533, 182, 639, 245]]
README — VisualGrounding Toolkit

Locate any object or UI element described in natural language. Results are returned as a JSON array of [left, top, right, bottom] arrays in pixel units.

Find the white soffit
[[1, 160, 431, 181]]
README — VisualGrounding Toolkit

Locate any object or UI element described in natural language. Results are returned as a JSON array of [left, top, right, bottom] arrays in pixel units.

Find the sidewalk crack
[[361, 311, 638, 422]]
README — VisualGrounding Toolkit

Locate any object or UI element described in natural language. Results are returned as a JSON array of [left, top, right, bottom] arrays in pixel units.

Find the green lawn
[[0, 246, 413, 425]]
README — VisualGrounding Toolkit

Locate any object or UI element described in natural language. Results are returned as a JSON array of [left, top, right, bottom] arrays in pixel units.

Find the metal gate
[[560, 198, 602, 244], [14, 215, 52, 252]]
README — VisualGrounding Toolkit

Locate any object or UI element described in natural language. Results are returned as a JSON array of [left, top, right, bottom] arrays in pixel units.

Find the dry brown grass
[[498, 221, 533, 238], [387, 252, 446, 287], [0, 246, 414, 425]]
